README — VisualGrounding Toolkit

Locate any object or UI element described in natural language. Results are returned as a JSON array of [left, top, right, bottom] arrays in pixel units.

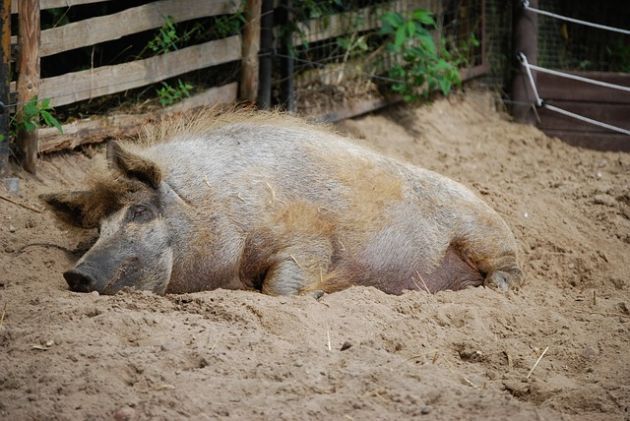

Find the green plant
[[147, 16, 180, 54], [156, 80, 193, 106], [295, 0, 343, 20], [337, 33, 369, 55], [277, 0, 343, 53], [210, 13, 245, 39], [606, 41, 630, 72], [14, 96, 63, 134], [442, 33, 480, 69], [379, 9, 461, 102], [144, 11, 245, 58]]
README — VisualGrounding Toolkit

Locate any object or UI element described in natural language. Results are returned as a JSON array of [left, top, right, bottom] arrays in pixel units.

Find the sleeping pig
[[43, 111, 522, 296]]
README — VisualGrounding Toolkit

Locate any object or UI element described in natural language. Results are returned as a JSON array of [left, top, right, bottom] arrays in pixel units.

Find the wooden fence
[[537, 72, 630, 152], [4, 0, 250, 173], [511, 1, 630, 152], [1, 0, 490, 174]]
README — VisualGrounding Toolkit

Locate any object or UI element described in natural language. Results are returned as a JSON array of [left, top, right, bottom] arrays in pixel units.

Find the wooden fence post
[[257, 0, 273, 109], [511, 0, 538, 123], [17, 0, 40, 174], [279, 0, 294, 112], [0, 0, 10, 177], [240, 0, 261, 103]]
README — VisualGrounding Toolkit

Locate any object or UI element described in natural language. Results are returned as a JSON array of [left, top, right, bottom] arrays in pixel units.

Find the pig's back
[[142, 123, 485, 220]]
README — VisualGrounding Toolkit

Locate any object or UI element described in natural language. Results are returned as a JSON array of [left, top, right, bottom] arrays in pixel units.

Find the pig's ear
[[40, 191, 103, 228], [107, 141, 162, 189]]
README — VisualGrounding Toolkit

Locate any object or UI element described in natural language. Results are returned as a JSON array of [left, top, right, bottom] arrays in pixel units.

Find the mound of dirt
[[1, 90, 628, 420]]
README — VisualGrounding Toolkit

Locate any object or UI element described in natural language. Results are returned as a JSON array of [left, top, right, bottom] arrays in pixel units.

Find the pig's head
[[43, 142, 179, 295]]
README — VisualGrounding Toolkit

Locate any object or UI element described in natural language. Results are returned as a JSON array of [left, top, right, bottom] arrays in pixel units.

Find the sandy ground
[[0, 90, 629, 420]]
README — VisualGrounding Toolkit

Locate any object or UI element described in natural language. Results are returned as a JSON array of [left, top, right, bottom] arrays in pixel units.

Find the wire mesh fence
[[482, 0, 513, 91], [537, 0, 630, 72], [270, 0, 489, 115]]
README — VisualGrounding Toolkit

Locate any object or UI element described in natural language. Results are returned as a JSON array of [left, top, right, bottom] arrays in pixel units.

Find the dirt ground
[[0, 90, 629, 420]]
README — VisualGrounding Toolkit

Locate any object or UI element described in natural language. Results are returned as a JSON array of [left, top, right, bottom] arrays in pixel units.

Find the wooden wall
[[9, 0, 241, 107], [537, 72, 630, 152]]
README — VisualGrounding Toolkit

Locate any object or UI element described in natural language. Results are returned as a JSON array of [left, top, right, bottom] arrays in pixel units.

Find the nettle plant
[[156, 79, 193, 106], [14, 96, 62, 135], [0, 97, 62, 143], [380, 9, 461, 102]]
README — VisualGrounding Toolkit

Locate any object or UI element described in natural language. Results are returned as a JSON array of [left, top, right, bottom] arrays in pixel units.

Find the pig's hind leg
[[454, 210, 523, 291], [261, 243, 333, 296], [257, 201, 341, 296]]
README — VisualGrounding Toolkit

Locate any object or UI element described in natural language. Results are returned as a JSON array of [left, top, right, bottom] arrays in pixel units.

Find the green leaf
[[40, 110, 63, 133], [405, 20, 416, 38], [337, 37, 351, 50], [23, 98, 38, 117], [23, 121, 37, 132], [412, 9, 435, 26], [434, 59, 451, 71], [394, 26, 407, 50], [418, 33, 436, 55], [381, 12, 404, 29], [40, 97, 51, 110], [356, 37, 368, 52], [438, 78, 452, 95]]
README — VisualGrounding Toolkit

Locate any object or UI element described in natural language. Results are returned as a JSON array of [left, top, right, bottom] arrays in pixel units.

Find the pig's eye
[[127, 205, 154, 223]]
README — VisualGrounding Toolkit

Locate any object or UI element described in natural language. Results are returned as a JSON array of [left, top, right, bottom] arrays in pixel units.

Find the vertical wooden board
[[16, 0, 39, 173], [511, 0, 538, 123], [0, 0, 10, 176], [240, 0, 261, 103]]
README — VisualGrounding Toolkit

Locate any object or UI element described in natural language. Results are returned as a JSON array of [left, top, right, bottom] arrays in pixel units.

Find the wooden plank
[[40, 0, 239, 57], [16, 0, 39, 173], [538, 101, 630, 133], [239, 0, 261, 103], [12, 0, 114, 14], [0, 0, 10, 176], [38, 82, 238, 153], [542, 129, 630, 153], [538, 71, 630, 104], [460, 63, 489, 82], [291, 4, 382, 45], [314, 96, 395, 123], [168, 82, 237, 112], [39, 35, 241, 107], [289, 0, 434, 45], [288, 0, 441, 46]]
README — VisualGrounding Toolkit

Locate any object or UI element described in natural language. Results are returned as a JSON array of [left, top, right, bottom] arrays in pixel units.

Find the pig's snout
[[64, 266, 99, 293]]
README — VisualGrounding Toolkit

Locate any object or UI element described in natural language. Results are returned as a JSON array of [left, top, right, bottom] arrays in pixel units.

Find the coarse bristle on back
[[137, 105, 334, 147]]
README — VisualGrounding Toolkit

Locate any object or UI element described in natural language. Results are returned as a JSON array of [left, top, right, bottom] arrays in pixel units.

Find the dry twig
[[326, 326, 332, 351], [289, 255, 303, 269], [414, 271, 432, 294], [526, 346, 549, 379], [0, 193, 43, 213], [0, 303, 6, 331]]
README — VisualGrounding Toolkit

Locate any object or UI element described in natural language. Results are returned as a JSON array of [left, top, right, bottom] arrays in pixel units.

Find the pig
[[43, 111, 522, 296]]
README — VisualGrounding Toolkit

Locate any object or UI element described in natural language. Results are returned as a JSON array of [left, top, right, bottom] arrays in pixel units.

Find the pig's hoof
[[309, 289, 325, 300]]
